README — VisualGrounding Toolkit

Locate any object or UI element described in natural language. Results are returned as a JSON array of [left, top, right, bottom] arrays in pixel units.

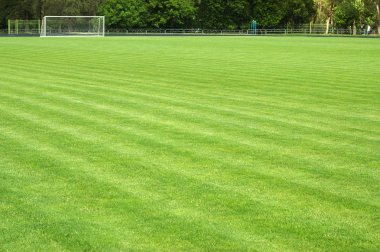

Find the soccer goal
[[41, 16, 105, 37]]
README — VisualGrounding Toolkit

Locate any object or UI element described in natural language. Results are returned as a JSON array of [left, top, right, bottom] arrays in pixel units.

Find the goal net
[[41, 16, 105, 37]]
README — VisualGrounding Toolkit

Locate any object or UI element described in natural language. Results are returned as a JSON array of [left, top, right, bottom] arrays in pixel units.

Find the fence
[[1, 21, 379, 37], [105, 28, 374, 36], [7, 20, 41, 35]]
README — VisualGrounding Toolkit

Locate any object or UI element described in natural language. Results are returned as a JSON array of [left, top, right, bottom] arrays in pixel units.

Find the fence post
[[310, 22, 312, 34], [8, 19, 11, 35], [15, 19, 18, 35]]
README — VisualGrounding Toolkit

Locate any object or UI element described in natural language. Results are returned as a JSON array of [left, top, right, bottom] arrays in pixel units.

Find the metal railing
[[0, 28, 378, 37], [106, 28, 376, 36]]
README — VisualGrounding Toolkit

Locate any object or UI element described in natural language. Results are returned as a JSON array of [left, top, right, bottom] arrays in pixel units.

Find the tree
[[333, 0, 378, 34], [334, 0, 360, 33], [99, 0, 148, 29], [369, 0, 380, 33], [282, 0, 315, 27], [0, 0, 41, 19], [197, 0, 250, 29], [249, 0, 288, 28], [42, 0, 103, 16], [0, 0, 378, 32], [377, 0, 380, 33], [81, 0, 105, 15], [314, 0, 342, 34], [197, 0, 225, 29], [146, 0, 196, 28]]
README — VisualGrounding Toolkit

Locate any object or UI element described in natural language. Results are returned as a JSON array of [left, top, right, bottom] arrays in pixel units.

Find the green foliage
[[99, 0, 196, 29], [334, 0, 361, 28], [197, 0, 228, 29], [0, 0, 379, 32], [99, 0, 148, 29], [225, 0, 250, 29], [251, 0, 288, 28], [282, 0, 316, 26], [42, 0, 102, 16], [334, 0, 378, 29], [0, 0, 41, 19], [146, 0, 196, 28]]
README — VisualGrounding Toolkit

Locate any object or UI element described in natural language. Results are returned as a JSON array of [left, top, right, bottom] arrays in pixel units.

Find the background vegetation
[[0, 0, 379, 32]]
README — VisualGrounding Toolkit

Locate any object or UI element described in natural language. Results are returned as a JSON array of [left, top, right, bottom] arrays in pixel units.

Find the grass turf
[[0, 36, 379, 251]]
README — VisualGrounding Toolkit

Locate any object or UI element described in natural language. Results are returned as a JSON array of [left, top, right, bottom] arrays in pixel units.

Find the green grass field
[[0, 36, 379, 251]]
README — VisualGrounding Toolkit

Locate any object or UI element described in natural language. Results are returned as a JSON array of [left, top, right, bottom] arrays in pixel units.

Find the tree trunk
[[317, 1, 323, 23], [377, 3, 380, 34], [325, 2, 335, 35], [325, 16, 330, 34], [353, 20, 356, 35]]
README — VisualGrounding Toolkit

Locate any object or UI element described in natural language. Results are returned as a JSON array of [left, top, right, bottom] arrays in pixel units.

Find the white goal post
[[41, 16, 105, 37]]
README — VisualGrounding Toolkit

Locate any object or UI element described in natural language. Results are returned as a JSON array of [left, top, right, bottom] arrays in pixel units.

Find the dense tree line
[[1, 0, 379, 33]]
